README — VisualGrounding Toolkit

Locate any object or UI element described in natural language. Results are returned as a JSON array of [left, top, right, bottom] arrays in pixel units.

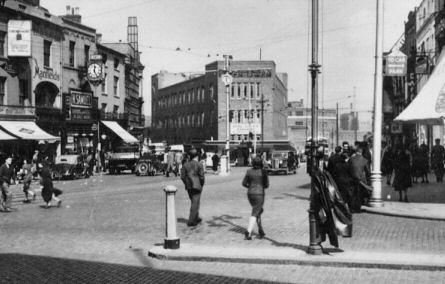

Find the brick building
[[151, 60, 288, 148]]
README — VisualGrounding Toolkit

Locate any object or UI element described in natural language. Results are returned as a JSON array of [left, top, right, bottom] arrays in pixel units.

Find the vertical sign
[[8, 20, 32, 57], [385, 50, 407, 76]]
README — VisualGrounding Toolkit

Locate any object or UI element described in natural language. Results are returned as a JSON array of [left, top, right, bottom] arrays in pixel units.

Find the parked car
[[265, 151, 297, 175], [52, 155, 87, 180], [135, 153, 165, 176], [108, 145, 140, 174]]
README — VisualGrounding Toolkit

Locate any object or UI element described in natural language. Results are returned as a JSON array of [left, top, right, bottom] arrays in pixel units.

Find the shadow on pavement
[[0, 253, 278, 284], [282, 193, 310, 201], [208, 214, 245, 233], [297, 183, 311, 189]]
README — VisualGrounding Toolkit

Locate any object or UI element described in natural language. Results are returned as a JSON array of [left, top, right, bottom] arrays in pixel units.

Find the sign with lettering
[[70, 90, 92, 108], [8, 20, 32, 57], [219, 69, 272, 78], [34, 66, 60, 81], [385, 50, 407, 76], [230, 123, 261, 135]]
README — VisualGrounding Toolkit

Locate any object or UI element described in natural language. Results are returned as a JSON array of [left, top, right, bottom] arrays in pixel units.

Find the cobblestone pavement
[[1, 167, 445, 283]]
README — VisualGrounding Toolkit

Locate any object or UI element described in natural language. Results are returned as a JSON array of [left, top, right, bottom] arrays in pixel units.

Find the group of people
[[0, 151, 63, 213]]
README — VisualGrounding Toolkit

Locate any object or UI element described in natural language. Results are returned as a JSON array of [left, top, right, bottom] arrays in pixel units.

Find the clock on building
[[87, 63, 103, 81]]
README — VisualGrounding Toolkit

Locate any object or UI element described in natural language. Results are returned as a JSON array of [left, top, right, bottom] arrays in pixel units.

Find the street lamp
[[219, 55, 233, 176]]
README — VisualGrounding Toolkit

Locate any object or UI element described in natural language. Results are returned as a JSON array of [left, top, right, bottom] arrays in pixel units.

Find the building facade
[[151, 60, 288, 147]]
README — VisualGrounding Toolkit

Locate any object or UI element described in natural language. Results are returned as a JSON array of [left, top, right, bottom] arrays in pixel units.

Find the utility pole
[[353, 86, 358, 142], [219, 55, 233, 175], [336, 102, 339, 147], [307, 0, 322, 255]]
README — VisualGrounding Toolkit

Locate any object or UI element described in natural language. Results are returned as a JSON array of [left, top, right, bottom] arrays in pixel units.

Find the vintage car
[[135, 153, 165, 176], [265, 151, 297, 175], [52, 155, 87, 180], [108, 145, 140, 174]]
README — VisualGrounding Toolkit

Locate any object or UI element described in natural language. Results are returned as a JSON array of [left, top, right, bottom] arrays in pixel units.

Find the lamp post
[[220, 55, 232, 175], [369, 0, 384, 207], [307, 0, 323, 255]]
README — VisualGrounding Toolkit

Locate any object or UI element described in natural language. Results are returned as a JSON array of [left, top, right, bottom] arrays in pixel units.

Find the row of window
[[68, 41, 90, 68], [157, 85, 215, 109], [99, 74, 120, 97], [230, 134, 262, 141], [157, 111, 215, 129], [229, 109, 262, 123], [230, 82, 262, 100]]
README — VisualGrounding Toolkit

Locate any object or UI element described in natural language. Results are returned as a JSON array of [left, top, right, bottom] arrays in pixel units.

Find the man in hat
[[180, 148, 205, 226], [0, 157, 15, 212]]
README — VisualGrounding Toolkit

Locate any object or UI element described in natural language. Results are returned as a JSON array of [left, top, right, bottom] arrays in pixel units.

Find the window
[[101, 73, 107, 93], [231, 84, 235, 99], [256, 83, 261, 99], [250, 83, 254, 99], [101, 103, 107, 112], [0, 77, 5, 104], [68, 41, 75, 67], [113, 105, 119, 114], [19, 80, 28, 106], [237, 83, 241, 99], [84, 45, 90, 67], [113, 76, 119, 96], [114, 58, 119, 69], [244, 84, 248, 99], [44, 40, 51, 67], [0, 32, 6, 57]]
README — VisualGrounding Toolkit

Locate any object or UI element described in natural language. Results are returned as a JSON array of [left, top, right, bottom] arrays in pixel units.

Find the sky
[[41, 0, 422, 118]]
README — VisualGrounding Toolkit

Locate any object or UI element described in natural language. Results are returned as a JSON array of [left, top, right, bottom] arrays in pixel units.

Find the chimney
[[96, 33, 102, 44], [64, 6, 82, 23], [66, 5, 70, 14]]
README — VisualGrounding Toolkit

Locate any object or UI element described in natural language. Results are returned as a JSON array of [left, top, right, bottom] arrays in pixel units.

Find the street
[[1, 167, 445, 283]]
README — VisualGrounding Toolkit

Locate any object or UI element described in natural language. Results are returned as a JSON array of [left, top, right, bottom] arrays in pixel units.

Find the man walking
[[180, 149, 205, 227], [431, 138, 445, 182], [0, 157, 15, 212], [348, 146, 370, 212]]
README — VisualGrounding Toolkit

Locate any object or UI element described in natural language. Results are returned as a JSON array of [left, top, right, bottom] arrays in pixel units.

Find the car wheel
[[151, 169, 157, 176], [137, 162, 149, 175]]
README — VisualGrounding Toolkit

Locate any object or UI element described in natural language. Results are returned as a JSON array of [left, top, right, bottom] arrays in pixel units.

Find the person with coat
[[393, 144, 412, 202], [165, 148, 176, 177], [431, 138, 445, 182], [0, 157, 15, 212], [242, 156, 269, 240], [211, 153, 220, 172], [180, 149, 205, 227], [348, 146, 370, 212], [39, 163, 62, 209], [21, 159, 36, 203]]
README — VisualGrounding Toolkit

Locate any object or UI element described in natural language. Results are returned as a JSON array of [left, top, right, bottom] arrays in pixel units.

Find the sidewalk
[[149, 171, 445, 270]]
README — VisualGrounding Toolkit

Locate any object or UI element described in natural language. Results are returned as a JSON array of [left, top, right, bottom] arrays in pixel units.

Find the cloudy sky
[[41, 0, 421, 117]]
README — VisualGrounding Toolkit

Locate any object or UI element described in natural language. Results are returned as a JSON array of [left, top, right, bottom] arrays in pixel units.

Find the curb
[[361, 206, 445, 221], [148, 244, 445, 271]]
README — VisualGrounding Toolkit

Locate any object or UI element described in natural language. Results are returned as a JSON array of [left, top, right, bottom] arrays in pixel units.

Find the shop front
[[62, 89, 98, 155]]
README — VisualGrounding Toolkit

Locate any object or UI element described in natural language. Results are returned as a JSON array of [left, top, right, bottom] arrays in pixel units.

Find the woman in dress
[[392, 144, 412, 202], [242, 156, 269, 240]]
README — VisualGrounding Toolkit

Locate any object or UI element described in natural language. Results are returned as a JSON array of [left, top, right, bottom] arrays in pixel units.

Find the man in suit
[[348, 146, 370, 212], [180, 149, 205, 226]]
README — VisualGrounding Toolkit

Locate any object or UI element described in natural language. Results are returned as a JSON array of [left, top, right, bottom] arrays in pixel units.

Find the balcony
[[0, 105, 36, 119]]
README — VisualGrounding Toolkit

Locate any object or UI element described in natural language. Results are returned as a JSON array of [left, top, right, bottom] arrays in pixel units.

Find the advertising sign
[[70, 90, 92, 108], [385, 50, 407, 76], [230, 123, 261, 135], [7, 20, 32, 57]]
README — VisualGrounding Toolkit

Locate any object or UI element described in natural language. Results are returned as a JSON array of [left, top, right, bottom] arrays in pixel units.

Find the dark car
[[52, 155, 87, 180], [135, 153, 165, 176], [265, 151, 297, 175]]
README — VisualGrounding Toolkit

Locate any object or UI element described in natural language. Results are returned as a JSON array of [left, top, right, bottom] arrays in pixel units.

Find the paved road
[[1, 167, 445, 283]]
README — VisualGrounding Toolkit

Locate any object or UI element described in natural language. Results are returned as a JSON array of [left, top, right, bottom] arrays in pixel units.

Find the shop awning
[[394, 49, 445, 124], [0, 128, 17, 140], [101, 120, 139, 143], [0, 121, 59, 141]]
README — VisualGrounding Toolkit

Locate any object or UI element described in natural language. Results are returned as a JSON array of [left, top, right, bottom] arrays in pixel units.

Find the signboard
[[415, 55, 429, 74], [7, 20, 32, 57], [391, 123, 403, 134], [70, 90, 92, 108], [385, 50, 407, 76], [230, 123, 261, 135]]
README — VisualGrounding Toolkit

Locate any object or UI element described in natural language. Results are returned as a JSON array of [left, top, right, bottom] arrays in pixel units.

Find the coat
[[348, 153, 370, 183], [39, 167, 54, 203], [242, 168, 269, 195], [180, 159, 205, 191]]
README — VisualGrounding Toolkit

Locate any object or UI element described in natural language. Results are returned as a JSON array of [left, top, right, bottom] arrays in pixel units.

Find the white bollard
[[163, 185, 180, 249], [219, 155, 229, 176]]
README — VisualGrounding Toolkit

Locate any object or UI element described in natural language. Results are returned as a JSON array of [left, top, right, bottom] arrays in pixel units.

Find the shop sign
[[385, 50, 407, 76], [70, 90, 92, 108], [391, 123, 403, 134], [34, 66, 60, 81], [219, 69, 272, 78], [7, 20, 32, 57], [415, 55, 429, 74], [230, 123, 261, 135]]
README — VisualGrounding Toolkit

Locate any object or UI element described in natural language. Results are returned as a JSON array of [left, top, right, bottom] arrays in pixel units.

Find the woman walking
[[392, 144, 412, 202], [242, 156, 269, 240], [39, 163, 62, 209]]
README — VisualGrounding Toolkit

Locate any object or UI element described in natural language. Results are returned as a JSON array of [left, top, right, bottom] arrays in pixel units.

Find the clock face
[[87, 63, 102, 80]]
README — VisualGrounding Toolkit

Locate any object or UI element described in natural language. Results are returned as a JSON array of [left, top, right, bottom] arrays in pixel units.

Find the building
[[151, 60, 288, 149]]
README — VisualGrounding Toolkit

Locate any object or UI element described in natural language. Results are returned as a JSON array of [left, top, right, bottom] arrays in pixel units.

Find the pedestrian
[[419, 142, 430, 183], [431, 138, 445, 182], [199, 148, 207, 171], [242, 156, 269, 240], [21, 159, 36, 203], [38, 163, 62, 209], [393, 143, 412, 202], [0, 156, 15, 212], [165, 147, 176, 177], [180, 149, 205, 227], [175, 150, 183, 173], [381, 143, 394, 185], [287, 151, 296, 173], [86, 150, 95, 177], [348, 146, 370, 212], [211, 152, 220, 172]]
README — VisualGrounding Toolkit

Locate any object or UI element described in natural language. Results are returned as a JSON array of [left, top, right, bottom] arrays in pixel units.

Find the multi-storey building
[[151, 60, 288, 150]]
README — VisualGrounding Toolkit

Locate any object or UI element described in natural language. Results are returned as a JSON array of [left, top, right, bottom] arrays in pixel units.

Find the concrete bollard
[[219, 155, 229, 176], [163, 185, 180, 249]]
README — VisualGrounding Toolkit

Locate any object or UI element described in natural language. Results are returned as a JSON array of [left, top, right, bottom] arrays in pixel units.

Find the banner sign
[[230, 123, 261, 135], [70, 90, 92, 108], [7, 20, 32, 57]]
